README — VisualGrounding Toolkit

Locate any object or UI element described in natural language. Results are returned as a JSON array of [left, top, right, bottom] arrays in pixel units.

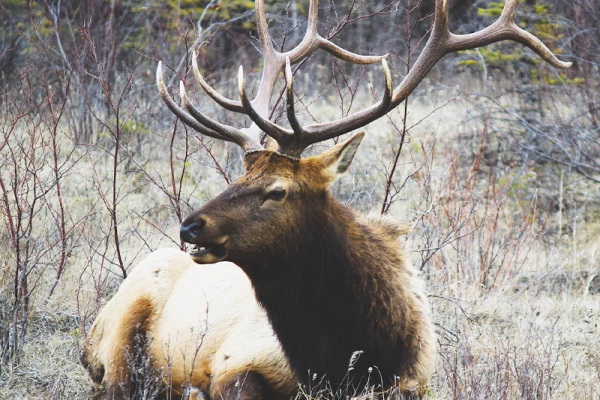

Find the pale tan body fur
[[82, 248, 296, 398]]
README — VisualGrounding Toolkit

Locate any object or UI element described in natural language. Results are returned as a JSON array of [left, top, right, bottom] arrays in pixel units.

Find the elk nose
[[180, 217, 206, 242]]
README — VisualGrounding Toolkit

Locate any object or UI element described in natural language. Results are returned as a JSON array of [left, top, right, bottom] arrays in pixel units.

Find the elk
[[83, 0, 570, 397], [81, 248, 297, 399], [156, 0, 569, 396]]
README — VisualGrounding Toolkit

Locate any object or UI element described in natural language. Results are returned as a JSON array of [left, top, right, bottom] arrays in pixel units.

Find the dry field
[[1, 73, 598, 399]]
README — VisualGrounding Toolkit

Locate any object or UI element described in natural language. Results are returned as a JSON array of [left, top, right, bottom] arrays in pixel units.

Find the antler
[[158, 0, 571, 157]]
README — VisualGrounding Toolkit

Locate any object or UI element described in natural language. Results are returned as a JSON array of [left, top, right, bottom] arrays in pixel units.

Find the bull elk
[[82, 0, 570, 398]]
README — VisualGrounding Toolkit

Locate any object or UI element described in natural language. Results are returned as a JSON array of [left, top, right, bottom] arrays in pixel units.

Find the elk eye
[[265, 188, 286, 202]]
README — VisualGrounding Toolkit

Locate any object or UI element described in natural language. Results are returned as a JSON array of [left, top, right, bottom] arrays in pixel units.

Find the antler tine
[[180, 81, 262, 151], [283, 0, 386, 65], [157, 62, 230, 141], [238, 66, 294, 142], [247, 0, 280, 124], [192, 52, 245, 114], [445, 0, 572, 69], [157, 62, 262, 150], [313, 41, 388, 65], [285, 57, 305, 139], [255, 0, 276, 58]]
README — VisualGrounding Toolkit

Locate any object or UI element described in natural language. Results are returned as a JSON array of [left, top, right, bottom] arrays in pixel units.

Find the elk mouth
[[186, 241, 227, 264]]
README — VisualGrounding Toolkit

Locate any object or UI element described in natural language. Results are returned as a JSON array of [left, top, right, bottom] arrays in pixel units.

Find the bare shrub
[[0, 57, 80, 366]]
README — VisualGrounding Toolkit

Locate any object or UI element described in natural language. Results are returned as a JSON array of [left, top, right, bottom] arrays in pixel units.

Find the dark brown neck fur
[[235, 195, 421, 392]]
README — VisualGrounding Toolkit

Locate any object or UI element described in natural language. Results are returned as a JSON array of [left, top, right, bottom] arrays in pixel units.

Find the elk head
[[157, 0, 570, 258], [179, 132, 364, 266]]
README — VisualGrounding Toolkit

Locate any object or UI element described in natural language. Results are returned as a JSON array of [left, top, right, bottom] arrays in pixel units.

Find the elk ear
[[244, 151, 263, 171], [319, 132, 364, 184]]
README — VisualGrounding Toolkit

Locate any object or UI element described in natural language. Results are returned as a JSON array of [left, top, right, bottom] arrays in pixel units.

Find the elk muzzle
[[181, 214, 228, 264], [180, 217, 206, 243]]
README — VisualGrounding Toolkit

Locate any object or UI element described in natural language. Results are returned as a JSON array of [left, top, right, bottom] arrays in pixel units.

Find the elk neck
[[235, 193, 421, 390]]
